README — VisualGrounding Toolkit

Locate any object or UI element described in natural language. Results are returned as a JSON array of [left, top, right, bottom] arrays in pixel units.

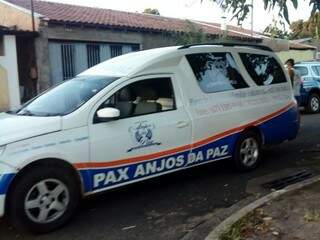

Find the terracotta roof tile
[[6, 0, 260, 41]]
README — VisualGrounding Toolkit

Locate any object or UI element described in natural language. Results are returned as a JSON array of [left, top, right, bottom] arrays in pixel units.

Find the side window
[[186, 52, 248, 93], [311, 66, 320, 76], [239, 53, 287, 86], [95, 78, 176, 122], [295, 66, 308, 77]]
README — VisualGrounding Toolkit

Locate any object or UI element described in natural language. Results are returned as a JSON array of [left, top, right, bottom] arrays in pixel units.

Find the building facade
[[0, 0, 316, 109], [0, 0, 260, 104], [36, 24, 178, 90]]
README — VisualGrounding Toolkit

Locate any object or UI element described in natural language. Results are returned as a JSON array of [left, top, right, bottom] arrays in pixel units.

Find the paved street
[[1, 113, 320, 240]]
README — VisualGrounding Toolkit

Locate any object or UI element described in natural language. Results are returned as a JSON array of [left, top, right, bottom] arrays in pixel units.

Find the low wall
[[276, 50, 316, 64], [0, 65, 9, 111], [0, 35, 21, 110]]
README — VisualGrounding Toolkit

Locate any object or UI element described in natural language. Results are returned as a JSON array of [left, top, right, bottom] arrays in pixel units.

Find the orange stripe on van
[[74, 144, 191, 169], [74, 102, 296, 170], [192, 101, 296, 148]]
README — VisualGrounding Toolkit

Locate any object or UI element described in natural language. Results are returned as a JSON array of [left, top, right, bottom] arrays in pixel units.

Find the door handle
[[176, 121, 189, 128]]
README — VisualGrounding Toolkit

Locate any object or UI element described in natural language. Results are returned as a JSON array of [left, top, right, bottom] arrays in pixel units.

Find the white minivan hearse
[[0, 43, 299, 233]]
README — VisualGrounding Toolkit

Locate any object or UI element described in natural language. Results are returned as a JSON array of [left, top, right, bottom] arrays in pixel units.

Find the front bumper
[[0, 162, 17, 217]]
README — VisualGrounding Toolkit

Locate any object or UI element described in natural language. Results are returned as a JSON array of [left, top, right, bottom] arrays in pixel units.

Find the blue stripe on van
[[260, 104, 300, 144], [0, 173, 15, 195], [78, 133, 238, 193]]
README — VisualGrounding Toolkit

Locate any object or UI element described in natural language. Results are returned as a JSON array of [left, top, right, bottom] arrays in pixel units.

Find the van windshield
[[16, 76, 119, 117]]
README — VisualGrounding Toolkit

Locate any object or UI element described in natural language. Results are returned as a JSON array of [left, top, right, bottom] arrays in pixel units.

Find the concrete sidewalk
[[218, 181, 320, 240]]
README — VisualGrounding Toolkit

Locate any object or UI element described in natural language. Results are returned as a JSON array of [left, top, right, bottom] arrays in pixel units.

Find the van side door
[[85, 75, 192, 193]]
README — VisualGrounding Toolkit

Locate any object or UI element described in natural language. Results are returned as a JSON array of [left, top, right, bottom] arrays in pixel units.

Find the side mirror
[[97, 107, 120, 121]]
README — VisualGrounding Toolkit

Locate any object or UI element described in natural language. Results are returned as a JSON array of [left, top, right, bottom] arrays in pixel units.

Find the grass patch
[[304, 209, 320, 222], [219, 214, 252, 240], [219, 208, 270, 240]]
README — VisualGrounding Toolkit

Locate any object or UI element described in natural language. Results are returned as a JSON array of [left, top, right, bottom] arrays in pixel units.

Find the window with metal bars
[[87, 44, 100, 68], [61, 44, 75, 80], [131, 44, 140, 52], [110, 45, 123, 58]]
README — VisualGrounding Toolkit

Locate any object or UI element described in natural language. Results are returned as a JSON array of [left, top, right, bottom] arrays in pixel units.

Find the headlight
[[0, 146, 6, 156]]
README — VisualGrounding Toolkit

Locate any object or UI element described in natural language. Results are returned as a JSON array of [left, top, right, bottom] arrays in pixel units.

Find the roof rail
[[178, 42, 273, 52], [295, 60, 319, 64]]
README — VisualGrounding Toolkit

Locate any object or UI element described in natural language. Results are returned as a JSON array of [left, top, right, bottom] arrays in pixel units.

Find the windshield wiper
[[41, 113, 60, 117], [17, 109, 35, 116]]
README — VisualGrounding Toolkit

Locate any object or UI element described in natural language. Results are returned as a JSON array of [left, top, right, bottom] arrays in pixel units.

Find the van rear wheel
[[307, 93, 320, 114], [234, 131, 261, 171], [7, 165, 80, 234]]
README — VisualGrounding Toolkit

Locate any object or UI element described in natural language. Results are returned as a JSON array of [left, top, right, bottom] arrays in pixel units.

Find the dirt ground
[[221, 183, 320, 240]]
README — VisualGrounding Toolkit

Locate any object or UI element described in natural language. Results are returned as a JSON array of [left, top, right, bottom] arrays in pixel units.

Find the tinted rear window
[[311, 66, 320, 76], [186, 52, 248, 93], [239, 53, 287, 86], [295, 66, 308, 76]]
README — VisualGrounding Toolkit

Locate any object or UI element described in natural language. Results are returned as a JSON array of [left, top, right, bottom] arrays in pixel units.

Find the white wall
[[0, 35, 21, 110]]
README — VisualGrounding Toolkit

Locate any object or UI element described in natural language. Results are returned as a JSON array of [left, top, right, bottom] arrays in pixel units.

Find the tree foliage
[[264, 20, 289, 39], [207, 0, 320, 24], [143, 8, 160, 15], [289, 13, 320, 39], [175, 20, 208, 45]]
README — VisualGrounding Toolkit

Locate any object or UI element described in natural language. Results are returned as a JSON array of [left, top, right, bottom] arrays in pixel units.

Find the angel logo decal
[[135, 125, 153, 145], [128, 121, 161, 152]]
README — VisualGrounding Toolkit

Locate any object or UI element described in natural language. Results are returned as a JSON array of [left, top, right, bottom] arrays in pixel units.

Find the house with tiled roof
[[0, 0, 263, 99], [0, 0, 316, 106]]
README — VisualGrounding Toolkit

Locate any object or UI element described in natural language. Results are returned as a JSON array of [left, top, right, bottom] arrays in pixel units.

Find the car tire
[[307, 93, 320, 114], [6, 165, 80, 234], [233, 131, 261, 172]]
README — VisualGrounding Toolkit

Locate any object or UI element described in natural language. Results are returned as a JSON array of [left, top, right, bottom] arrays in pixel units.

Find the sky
[[45, 0, 312, 32]]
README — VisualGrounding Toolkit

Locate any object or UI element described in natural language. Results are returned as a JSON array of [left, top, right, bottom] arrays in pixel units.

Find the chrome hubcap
[[24, 179, 69, 223], [240, 137, 259, 167], [311, 97, 319, 112]]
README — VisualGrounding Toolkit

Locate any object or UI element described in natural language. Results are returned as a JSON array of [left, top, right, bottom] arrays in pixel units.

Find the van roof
[[178, 42, 273, 52], [295, 61, 320, 65]]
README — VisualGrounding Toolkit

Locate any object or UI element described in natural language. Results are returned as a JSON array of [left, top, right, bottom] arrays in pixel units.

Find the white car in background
[[0, 43, 299, 233], [294, 61, 320, 113]]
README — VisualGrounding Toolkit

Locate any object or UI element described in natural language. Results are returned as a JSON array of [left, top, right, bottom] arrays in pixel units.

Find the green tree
[[174, 20, 208, 45], [143, 8, 160, 15], [311, 12, 320, 39], [290, 20, 314, 39], [206, 0, 320, 24], [264, 19, 289, 39], [289, 13, 320, 39]]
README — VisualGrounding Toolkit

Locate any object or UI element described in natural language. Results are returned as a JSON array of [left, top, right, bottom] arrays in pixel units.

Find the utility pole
[[251, 0, 254, 36], [317, 13, 320, 40], [31, 0, 35, 31]]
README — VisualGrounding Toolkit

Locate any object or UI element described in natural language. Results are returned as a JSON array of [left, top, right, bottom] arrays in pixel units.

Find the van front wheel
[[234, 131, 261, 172], [7, 165, 80, 234]]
